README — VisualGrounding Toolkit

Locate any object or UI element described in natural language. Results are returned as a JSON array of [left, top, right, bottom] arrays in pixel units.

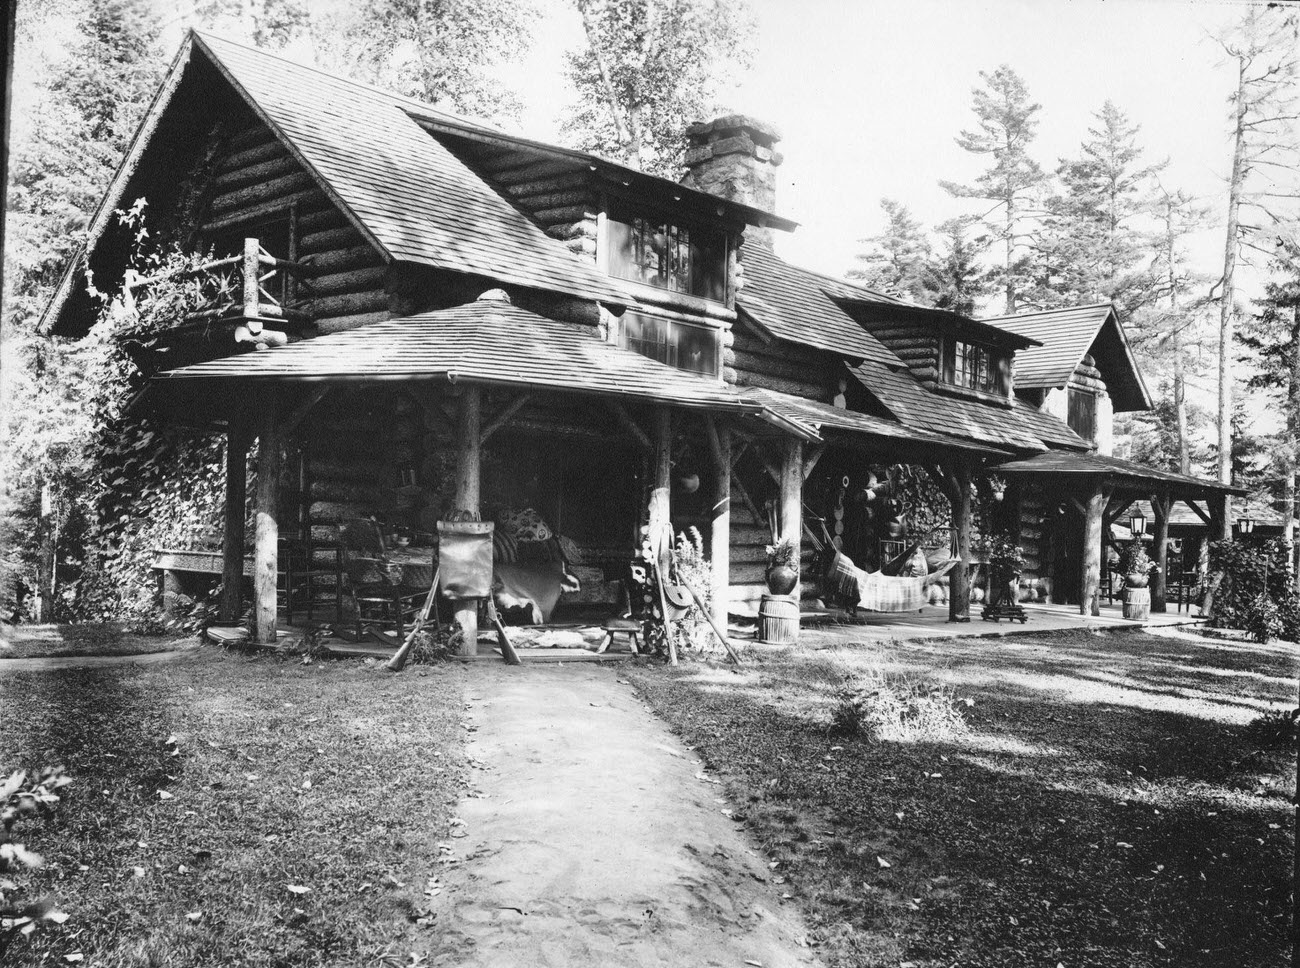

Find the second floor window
[[606, 207, 728, 303], [1068, 386, 1097, 442], [943, 338, 1001, 394], [618, 311, 720, 377]]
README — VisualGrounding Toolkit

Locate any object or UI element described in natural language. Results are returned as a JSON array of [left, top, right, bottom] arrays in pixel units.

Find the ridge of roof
[[982, 302, 1114, 325]]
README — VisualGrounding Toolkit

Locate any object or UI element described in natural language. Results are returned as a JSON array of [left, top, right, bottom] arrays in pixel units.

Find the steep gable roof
[[737, 246, 901, 366], [984, 303, 1152, 411], [42, 31, 629, 335]]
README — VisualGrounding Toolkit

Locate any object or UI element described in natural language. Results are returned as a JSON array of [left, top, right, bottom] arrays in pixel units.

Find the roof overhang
[[836, 299, 1042, 351], [991, 450, 1246, 498]]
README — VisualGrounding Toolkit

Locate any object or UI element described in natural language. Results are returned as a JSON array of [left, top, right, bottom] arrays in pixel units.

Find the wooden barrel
[[758, 594, 800, 644], [1122, 586, 1151, 621]]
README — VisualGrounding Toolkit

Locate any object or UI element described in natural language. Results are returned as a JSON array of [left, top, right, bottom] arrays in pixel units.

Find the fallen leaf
[[158, 791, 174, 801], [186, 911, 202, 922], [876, 856, 892, 868], [286, 884, 310, 894]]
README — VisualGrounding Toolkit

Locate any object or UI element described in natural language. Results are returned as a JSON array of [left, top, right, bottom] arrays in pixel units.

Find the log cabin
[[39, 32, 1242, 648]]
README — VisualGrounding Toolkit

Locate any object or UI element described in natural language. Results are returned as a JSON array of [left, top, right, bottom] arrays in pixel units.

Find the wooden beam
[[1152, 491, 1171, 612], [1103, 496, 1136, 530], [219, 423, 249, 625], [453, 387, 482, 656], [607, 400, 652, 450], [1209, 492, 1229, 542], [480, 393, 531, 446], [253, 402, 281, 644], [708, 417, 732, 634], [1183, 498, 1213, 527], [281, 386, 329, 436], [948, 459, 972, 623], [780, 438, 804, 598], [1080, 479, 1106, 617], [802, 442, 826, 482]]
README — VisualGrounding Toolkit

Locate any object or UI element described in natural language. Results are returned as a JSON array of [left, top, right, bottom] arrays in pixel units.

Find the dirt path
[[429, 664, 821, 968]]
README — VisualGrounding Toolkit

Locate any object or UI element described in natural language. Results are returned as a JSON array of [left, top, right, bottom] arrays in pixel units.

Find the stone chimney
[[680, 115, 783, 248]]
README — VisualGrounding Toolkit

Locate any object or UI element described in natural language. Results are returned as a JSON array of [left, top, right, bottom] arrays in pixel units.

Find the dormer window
[[605, 203, 728, 303], [941, 337, 1009, 396]]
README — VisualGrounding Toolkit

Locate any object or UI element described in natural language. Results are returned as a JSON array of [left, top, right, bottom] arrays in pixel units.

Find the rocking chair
[[339, 518, 429, 644]]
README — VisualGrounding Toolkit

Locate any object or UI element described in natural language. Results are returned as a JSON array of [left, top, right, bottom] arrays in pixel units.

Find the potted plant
[[987, 474, 1008, 502], [988, 533, 1025, 582], [1120, 539, 1153, 588], [765, 538, 800, 595]]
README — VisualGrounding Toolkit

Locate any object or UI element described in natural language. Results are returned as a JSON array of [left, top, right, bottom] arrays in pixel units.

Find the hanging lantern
[[1129, 511, 1147, 537], [1237, 516, 1255, 536]]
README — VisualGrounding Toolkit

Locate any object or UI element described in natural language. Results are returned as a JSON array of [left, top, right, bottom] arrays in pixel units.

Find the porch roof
[[150, 295, 809, 432], [991, 450, 1247, 498], [743, 388, 1004, 455]]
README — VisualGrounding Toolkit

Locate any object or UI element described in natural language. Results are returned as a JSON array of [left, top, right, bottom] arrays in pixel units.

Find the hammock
[[827, 550, 959, 613]]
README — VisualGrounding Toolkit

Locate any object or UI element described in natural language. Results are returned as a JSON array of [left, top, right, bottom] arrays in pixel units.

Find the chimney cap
[[685, 114, 781, 148]]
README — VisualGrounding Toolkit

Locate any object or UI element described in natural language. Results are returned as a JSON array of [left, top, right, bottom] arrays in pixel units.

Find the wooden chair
[[339, 519, 429, 644], [277, 535, 343, 625]]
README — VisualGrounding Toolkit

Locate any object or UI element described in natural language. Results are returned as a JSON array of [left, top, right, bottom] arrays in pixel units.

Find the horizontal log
[[308, 265, 387, 297], [227, 124, 277, 153], [488, 158, 583, 182], [729, 369, 827, 400], [203, 189, 326, 232], [297, 206, 352, 235], [304, 245, 385, 276], [299, 225, 368, 254], [729, 562, 769, 584], [209, 171, 317, 215], [218, 138, 289, 174], [513, 189, 599, 211], [502, 172, 592, 198], [530, 204, 597, 225], [212, 154, 301, 194], [309, 289, 389, 318], [731, 331, 824, 366], [726, 347, 825, 383], [316, 310, 389, 334], [309, 500, 372, 522]]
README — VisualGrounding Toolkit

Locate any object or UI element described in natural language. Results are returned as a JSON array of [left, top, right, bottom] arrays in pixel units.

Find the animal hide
[[493, 559, 580, 625]]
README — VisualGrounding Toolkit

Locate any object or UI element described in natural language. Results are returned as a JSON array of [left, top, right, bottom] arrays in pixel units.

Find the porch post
[[219, 422, 249, 625], [1081, 478, 1105, 617], [949, 460, 972, 623], [454, 386, 482, 656], [1152, 491, 1171, 612], [253, 398, 282, 644], [1209, 492, 1228, 543], [780, 438, 803, 598], [650, 407, 673, 537], [705, 417, 731, 632]]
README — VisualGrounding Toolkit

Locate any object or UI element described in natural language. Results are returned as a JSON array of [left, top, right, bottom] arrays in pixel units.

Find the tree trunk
[[254, 403, 281, 645], [780, 439, 804, 600], [707, 419, 731, 634], [1216, 54, 1248, 535], [1287, 304, 1300, 588], [949, 461, 973, 622], [1081, 480, 1105, 617], [220, 424, 249, 624], [1152, 492, 1170, 613]]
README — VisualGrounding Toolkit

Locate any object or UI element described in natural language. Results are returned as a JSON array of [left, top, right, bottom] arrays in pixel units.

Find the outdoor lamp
[[1237, 516, 1255, 535], [1129, 511, 1147, 536]]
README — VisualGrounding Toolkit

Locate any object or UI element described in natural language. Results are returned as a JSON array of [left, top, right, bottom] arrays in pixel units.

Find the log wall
[[724, 318, 837, 402], [471, 151, 601, 263], [854, 320, 940, 386]]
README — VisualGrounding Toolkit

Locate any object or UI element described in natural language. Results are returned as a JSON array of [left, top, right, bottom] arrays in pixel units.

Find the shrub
[[765, 537, 799, 573], [1244, 707, 1300, 749], [1206, 538, 1296, 637], [829, 671, 971, 742], [1245, 593, 1283, 644], [1, 766, 71, 960], [670, 528, 714, 656]]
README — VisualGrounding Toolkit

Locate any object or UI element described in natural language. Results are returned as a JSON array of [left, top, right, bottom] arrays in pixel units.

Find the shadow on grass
[[629, 629, 1296, 968]]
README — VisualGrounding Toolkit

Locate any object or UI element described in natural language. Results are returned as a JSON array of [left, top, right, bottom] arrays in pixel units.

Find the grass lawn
[[1, 639, 467, 967], [627, 627, 1297, 968], [0, 624, 189, 660]]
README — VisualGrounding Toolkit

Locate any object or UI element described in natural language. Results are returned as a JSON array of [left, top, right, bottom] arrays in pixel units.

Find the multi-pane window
[[1068, 387, 1097, 442], [948, 339, 998, 393], [606, 208, 728, 303], [619, 311, 720, 377]]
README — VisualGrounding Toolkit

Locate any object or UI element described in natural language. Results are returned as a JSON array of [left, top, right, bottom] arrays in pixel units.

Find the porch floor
[[795, 600, 1200, 650]]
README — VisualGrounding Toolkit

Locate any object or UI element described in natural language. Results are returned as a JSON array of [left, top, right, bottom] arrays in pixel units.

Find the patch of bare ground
[[626, 627, 1297, 968], [0, 623, 188, 660]]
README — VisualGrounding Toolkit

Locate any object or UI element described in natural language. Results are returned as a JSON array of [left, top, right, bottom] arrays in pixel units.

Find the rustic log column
[[454, 386, 482, 656], [1081, 479, 1106, 617], [949, 460, 973, 623], [1152, 491, 1171, 612], [705, 417, 731, 633], [1209, 492, 1228, 543], [219, 423, 249, 625], [780, 438, 803, 597], [650, 407, 673, 547], [253, 399, 282, 644]]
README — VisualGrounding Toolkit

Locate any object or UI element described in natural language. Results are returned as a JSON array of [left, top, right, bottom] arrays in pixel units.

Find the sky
[[492, 0, 1287, 310]]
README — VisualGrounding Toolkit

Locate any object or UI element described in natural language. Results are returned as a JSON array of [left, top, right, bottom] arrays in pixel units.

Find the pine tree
[[847, 199, 935, 303], [928, 217, 991, 316], [940, 65, 1045, 314], [560, 0, 755, 176]]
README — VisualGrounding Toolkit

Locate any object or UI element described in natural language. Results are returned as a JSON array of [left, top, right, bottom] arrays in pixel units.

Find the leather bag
[[437, 520, 494, 600]]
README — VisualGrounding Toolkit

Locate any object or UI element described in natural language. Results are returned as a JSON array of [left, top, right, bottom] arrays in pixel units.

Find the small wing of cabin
[[985, 304, 1153, 455]]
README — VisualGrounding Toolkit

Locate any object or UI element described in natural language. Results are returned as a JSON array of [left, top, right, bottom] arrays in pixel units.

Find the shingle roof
[[993, 450, 1246, 496], [849, 362, 1050, 452], [741, 388, 993, 452], [738, 247, 901, 366], [1011, 398, 1091, 451], [193, 34, 629, 306], [153, 296, 780, 419], [984, 303, 1151, 410]]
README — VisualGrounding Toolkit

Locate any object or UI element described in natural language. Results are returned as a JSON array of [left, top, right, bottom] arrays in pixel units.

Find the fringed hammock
[[827, 549, 958, 613]]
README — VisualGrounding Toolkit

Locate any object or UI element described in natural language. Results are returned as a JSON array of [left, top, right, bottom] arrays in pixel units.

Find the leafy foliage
[[0, 766, 72, 959], [1206, 538, 1297, 639], [1244, 707, 1300, 749], [669, 527, 714, 655], [560, 0, 755, 176], [829, 671, 970, 743]]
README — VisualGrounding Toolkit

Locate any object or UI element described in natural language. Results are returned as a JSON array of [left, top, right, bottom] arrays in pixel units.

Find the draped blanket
[[827, 551, 959, 613]]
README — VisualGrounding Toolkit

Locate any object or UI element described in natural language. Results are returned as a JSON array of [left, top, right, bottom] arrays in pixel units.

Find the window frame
[[602, 200, 731, 306], [1067, 385, 1097, 443], [616, 309, 724, 380], [942, 336, 1005, 395]]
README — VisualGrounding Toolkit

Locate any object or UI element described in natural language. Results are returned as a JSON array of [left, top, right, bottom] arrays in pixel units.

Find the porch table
[[386, 546, 437, 588]]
